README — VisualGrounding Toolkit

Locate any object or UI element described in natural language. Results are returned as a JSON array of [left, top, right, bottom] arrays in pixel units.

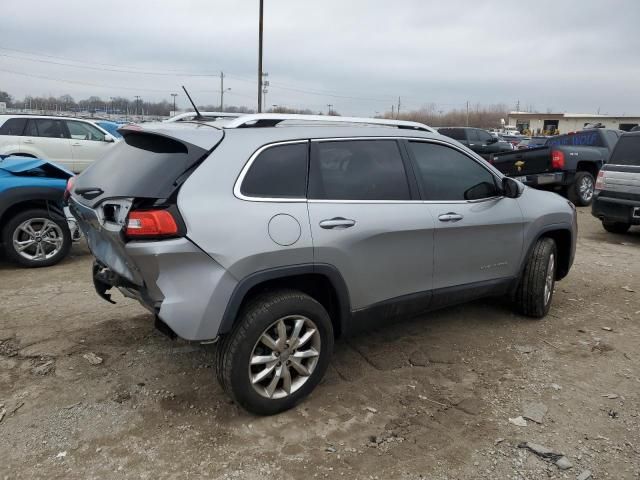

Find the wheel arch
[[519, 225, 574, 283], [219, 264, 351, 339], [0, 187, 66, 228], [576, 161, 600, 178]]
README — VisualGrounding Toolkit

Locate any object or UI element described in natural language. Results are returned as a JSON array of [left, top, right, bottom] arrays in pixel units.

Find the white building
[[507, 112, 640, 134]]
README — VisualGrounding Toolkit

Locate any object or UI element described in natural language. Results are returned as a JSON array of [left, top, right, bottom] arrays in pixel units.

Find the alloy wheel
[[544, 253, 555, 306], [12, 218, 65, 262], [579, 176, 594, 203], [249, 315, 321, 400]]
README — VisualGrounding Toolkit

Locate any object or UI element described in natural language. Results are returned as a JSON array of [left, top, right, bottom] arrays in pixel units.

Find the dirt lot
[[1, 208, 639, 479]]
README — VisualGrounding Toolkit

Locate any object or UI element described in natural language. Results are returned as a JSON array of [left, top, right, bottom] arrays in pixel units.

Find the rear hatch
[[598, 133, 640, 198], [69, 122, 223, 284]]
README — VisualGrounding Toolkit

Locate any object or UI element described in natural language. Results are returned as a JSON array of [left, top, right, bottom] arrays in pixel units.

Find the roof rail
[[223, 114, 436, 133]]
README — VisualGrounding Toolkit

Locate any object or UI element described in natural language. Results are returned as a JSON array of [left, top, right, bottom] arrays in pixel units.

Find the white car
[[0, 115, 118, 173]]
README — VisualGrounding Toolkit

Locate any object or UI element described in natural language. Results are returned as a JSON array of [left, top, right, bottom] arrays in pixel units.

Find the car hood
[[0, 156, 74, 177]]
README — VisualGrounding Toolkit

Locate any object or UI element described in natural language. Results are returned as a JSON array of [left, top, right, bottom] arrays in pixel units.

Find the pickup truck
[[490, 128, 623, 206], [438, 127, 513, 159]]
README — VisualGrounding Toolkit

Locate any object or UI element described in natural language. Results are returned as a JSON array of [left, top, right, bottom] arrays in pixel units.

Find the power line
[[0, 45, 220, 76], [0, 52, 217, 77]]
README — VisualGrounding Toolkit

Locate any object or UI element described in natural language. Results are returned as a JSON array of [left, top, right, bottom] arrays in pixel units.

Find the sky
[[1, 0, 639, 116]]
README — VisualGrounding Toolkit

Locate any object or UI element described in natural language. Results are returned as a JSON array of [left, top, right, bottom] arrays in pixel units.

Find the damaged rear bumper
[[92, 237, 238, 341]]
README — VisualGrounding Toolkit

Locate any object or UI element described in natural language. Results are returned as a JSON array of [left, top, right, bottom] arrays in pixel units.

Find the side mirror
[[502, 177, 523, 198], [103, 134, 115, 143]]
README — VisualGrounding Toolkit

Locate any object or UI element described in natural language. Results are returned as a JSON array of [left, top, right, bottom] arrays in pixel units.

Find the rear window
[[546, 131, 604, 147], [608, 135, 640, 166], [240, 142, 308, 198], [0, 118, 27, 135], [73, 131, 218, 207], [439, 128, 466, 141]]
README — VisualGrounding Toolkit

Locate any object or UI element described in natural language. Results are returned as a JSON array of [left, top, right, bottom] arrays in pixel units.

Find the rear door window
[[34, 119, 68, 139], [408, 141, 500, 201], [608, 135, 640, 166], [0, 118, 27, 135], [309, 140, 410, 200], [240, 142, 308, 198]]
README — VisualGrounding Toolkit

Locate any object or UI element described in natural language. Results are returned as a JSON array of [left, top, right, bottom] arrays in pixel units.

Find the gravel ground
[[1, 208, 639, 479]]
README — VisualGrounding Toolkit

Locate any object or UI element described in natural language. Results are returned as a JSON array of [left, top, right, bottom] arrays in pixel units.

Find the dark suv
[[438, 127, 513, 159], [592, 131, 640, 233]]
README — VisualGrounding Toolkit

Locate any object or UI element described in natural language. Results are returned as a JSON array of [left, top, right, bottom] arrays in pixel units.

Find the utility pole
[[516, 99, 520, 112], [397, 97, 401, 119], [257, 0, 264, 112], [327, 104, 333, 115], [171, 93, 178, 115], [466, 100, 469, 126], [391, 105, 395, 118], [134, 96, 141, 116], [220, 72, 225, 111]]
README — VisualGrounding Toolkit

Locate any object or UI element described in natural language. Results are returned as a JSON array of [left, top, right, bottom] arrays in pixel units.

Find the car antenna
[[182, 86, 203, 120]]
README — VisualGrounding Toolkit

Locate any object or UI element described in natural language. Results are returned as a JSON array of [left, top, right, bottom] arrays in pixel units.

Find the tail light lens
[[551, 150, 565, 170], [126, 210, 178, 238], [595, 170, 606, 191], [63, 176, 76, 202]]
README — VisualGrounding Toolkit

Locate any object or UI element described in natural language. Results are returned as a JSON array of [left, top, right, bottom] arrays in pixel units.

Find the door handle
[[438, 212, 464, 222], [319, 217, 356, 229], [71, 142, 82, 146], [23, 139, 34, 144]]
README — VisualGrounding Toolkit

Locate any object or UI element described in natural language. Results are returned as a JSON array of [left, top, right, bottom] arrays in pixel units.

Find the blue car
[[0, 155, 75, 267], [92, 120, 124, 139]]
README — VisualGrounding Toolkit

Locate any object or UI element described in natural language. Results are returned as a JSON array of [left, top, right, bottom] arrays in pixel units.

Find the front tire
[[567, 171, 595, 206], [1, 208, 71, 268], [216, 289, 334, 415], [602, 221, 630, 234], [514, 237, 557, 318]]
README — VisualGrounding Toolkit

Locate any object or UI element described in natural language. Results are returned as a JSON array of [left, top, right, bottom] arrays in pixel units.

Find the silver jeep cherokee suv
[[69, 114, 577, 415]]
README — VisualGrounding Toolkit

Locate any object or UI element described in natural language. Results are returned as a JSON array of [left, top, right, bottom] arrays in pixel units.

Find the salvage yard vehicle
[[438, 126, 514, 159], [490, 128, 623, 206], [592, 130, 640, 233], [68, 114, 577, 415], [0, 155, 75, 267], [0, 115, 118, 173]]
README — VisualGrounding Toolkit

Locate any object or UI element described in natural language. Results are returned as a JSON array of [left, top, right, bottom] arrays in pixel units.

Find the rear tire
[[567, 171, 595, 206], [602, 221, 630, 234], [514, 237, 557, 318], [1, 208, 71, 268], [216, 289, 334, 415]]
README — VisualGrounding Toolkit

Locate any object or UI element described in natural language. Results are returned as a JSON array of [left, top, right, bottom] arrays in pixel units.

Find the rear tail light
[[125, 210, 178, 238], [595, 170, 606, 191], [551, 150, 565, 170], [63, 176, 76, 202]]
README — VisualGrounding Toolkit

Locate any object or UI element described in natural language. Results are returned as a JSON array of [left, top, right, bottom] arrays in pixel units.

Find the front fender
[[0, 186, 66, 222]]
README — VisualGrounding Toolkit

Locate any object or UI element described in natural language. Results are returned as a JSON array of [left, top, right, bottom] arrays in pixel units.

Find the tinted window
[[476, 129, 493, 142], [466, 130, 480, 141], [439, 128, 466, 141], [241, 143, 308, 198], [609, 135, 640, 166], [0, 118, 27, 135], [34, 119, 67, 139], [409, 141, 499, 200], [309, 140, 410, 200], [24, 120, 38, 137], [546, 131, 604, 147], [66, 121, 105, 141]]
